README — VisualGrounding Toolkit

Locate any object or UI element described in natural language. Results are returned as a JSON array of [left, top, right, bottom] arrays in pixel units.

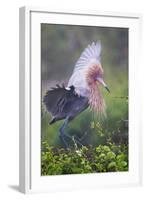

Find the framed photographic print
[[19, 7, 142, 193]]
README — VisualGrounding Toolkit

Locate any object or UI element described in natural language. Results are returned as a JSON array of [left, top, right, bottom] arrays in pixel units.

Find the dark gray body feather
[[43, 85, 89, 124]]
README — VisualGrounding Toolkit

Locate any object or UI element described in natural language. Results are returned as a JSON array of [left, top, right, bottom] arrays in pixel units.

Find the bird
[[43, 41, 110, 147]]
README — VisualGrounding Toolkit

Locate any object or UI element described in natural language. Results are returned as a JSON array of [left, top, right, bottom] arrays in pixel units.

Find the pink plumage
[[68, 41, 108, 114]]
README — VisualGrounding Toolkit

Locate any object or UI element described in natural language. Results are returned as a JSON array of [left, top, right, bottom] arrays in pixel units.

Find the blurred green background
[[41, 24, 128, 148]]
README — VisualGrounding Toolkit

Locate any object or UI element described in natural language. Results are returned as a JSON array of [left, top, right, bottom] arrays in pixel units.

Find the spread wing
[[43, 84, 89, 124], [43, 85, 78, 117], [74, 41, 101, 72], [67, 41, 101, 96]]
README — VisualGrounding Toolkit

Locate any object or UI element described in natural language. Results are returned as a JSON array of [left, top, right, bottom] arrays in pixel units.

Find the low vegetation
[[41, 141, 128, 175]]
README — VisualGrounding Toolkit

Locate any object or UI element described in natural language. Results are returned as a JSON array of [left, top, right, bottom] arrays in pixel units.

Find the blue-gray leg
[[59, 117, 85, 148], [59, 117, 69, 148]]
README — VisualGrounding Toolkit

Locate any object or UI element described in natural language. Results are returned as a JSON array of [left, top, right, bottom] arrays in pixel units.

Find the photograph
[[41, 23, 128, 176]]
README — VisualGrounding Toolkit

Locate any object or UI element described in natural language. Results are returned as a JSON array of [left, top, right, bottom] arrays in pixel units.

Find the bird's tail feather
[[43, 84, 67, 117]]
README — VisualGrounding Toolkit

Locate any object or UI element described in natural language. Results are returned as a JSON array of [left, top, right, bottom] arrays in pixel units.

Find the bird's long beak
[[104, 85, 110, 93], [96, 77, 110, 93]]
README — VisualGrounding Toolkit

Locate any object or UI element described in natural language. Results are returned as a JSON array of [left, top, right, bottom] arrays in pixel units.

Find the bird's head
[[86, 63, 110, 93], [86, 63, 110, 113]]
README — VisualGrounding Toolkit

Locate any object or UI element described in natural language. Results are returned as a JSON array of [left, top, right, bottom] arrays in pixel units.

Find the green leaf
[[106, 152, 116, 160], [107, 162, 117, 170]]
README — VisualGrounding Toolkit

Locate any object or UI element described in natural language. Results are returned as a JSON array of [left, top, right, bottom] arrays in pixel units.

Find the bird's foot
[[71, 136, 83, 149]]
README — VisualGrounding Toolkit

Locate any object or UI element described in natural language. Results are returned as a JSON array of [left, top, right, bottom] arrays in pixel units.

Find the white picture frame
[[19, 6, 142, 194]]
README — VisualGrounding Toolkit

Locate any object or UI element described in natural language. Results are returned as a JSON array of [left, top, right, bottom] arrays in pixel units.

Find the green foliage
[[41, 141, 128, 175]]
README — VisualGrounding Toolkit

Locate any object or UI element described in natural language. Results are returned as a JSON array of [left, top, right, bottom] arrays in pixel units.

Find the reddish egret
[[43, 42, 110, 147]]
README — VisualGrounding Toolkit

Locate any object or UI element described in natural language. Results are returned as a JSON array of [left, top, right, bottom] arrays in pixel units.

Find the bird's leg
[[59, 117, 69, 148], [59, 117, 83, 148]]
